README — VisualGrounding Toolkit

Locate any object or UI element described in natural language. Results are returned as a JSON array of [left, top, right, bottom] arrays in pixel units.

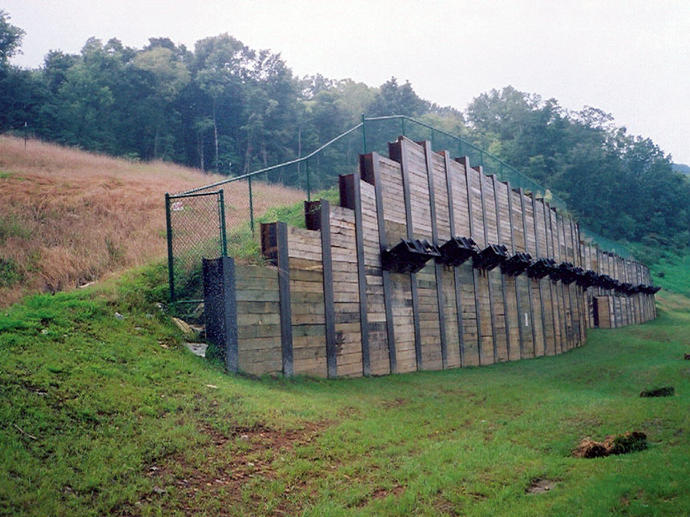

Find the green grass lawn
[[1, 263, 689, 516], [651, 253, 690, 298]]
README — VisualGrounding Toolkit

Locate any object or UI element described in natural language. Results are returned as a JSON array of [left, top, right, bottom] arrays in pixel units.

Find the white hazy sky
[[5, 0, 690, 163]]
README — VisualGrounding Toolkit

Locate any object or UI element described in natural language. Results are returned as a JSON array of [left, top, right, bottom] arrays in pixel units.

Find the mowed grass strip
[[1, 264, 689, 516]]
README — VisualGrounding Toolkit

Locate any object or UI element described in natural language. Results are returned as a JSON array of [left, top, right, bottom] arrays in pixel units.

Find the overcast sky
[[5, 0, 690, 163]]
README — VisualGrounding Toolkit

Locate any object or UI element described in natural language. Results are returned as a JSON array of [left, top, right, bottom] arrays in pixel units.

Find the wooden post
[[477, 166, 497, 363], [458, 156, 482, 366], [507, 183, 524, 359], [493, 175, 511, 360], [309, 199, 338, 378], [444, 152, 466, 366], [423, 141, 448, 369], [519, 188, 537, 356], [396, 139, 423, 370], [532, 195, 547, 356], [339, 174, 372, 376], [543, 202, 559, 353], [360, 153, 397, 373], [265, 222, 294, 376], [568, 219, 583, 345]]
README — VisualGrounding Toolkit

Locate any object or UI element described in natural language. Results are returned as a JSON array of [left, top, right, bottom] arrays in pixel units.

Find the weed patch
[[640, 386, 675, 397]]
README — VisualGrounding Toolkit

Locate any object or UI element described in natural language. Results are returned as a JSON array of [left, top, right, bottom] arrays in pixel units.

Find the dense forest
[[1, 10, 688, 262]]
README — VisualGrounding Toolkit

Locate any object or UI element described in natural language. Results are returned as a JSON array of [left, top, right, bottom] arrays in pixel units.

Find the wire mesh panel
[[166, 190, 225, 304], [164, 114, 635, 308]]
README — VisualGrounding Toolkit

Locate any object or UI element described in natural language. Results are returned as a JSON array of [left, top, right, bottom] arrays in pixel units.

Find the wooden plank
[[360, 153, 396, 373], [506, 182, 523, 360], [544, 202, 559, 354], [532, 195, 547, 356], [422, 141, 448, 369], [476, 166, 497, 364], [340, 173, 370, 376], [519, 188, 537, 356], [317, 200, 337, 378], [493, 176, 511, 362], [457, 156, 482, 365], [444, 151, 466, 367], [276, 222, 293, 375]]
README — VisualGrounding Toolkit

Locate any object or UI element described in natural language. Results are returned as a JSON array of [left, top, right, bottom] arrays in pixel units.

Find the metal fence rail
[[165, 115, 633, 307]]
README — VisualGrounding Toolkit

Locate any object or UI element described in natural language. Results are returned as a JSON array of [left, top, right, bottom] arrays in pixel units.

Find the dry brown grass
[[0, 136, 304, 306]]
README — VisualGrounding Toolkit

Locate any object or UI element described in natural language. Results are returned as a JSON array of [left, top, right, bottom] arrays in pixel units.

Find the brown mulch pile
[[573, 431, 648, 458]]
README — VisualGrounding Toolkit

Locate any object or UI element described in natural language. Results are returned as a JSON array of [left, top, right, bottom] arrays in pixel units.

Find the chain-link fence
[[165, 190, 226, 307], [165, 115, 634, 308]]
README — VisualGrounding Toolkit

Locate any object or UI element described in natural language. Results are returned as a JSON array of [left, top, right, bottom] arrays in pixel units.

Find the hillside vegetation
[[1, 263, 688, 516], [0, 136, 304, 306], [2, 9, 688, 261]]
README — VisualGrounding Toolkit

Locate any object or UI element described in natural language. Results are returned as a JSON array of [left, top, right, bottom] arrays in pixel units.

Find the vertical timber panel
[[497, 179, 518, 361], [505, 184, 523, 360], [435, 150, 462, 368], [521, 190, 539, 357], [491, 175, 510, 362], [235, 265, 282, 375], [287, 226, 326, 377], [339, 173, 370, 376], [360, 155, 393, 375], [513, 188, 532, 358], [532, 193, 546, 355], [477, 166, 497, 364], [453, 157, 479, 366]]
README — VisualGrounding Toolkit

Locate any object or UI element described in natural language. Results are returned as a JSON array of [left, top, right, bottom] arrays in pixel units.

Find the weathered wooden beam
[[339, 173, 371, 376], [457, 156, 482, 366], [423, 141, 448, 369], [444, 152, 466, 366], [360, 153, 397, 373], [506, 182, 524, 359], [532, 194, 547, 356], [261, 222, 293, 376], [492, 175, 511, 360], [519, 188, 537, 356], [476, 165, 497, 363]]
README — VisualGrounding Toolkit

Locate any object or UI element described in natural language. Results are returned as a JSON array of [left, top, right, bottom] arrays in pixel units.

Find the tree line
[[1, 10, 687, 260]]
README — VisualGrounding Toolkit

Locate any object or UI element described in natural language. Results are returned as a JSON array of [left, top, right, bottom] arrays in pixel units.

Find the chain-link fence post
[[248, 176, 255, 236], [165, 192, 175, 302], [218, 189, 227, 256]]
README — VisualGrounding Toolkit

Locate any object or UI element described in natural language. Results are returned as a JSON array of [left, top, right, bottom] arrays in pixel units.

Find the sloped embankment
[[0, 136, 304, 306]]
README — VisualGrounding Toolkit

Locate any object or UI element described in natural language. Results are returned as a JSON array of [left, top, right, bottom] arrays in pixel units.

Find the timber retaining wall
[[208, 137, 657, 377]]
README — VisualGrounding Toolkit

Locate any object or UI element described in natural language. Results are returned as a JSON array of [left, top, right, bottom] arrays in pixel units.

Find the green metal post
[[164, 193, 175, 302], [218, 189, 228, 256], [401, 117, 406, 137], [480, 150, 485, 167], [248, 175, 255, 236], [306, 159, 311, 202], [361, 113, 367, 154]]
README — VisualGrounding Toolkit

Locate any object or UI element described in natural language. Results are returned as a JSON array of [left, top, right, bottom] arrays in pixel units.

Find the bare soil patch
[[526, 478, 558, 494], [145, 420, 328, 516]]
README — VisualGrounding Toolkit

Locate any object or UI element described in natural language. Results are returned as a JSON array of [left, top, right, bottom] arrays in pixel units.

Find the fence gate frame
[[165, 189, 227, 304]]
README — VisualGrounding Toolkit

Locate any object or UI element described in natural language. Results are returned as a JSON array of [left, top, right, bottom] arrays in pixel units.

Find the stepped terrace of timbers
[[198, 136, 659, 378]]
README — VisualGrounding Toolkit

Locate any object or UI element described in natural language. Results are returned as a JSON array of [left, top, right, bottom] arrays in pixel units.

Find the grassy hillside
[[0, 136, 305, 307], [1, 264, 688, 516]]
